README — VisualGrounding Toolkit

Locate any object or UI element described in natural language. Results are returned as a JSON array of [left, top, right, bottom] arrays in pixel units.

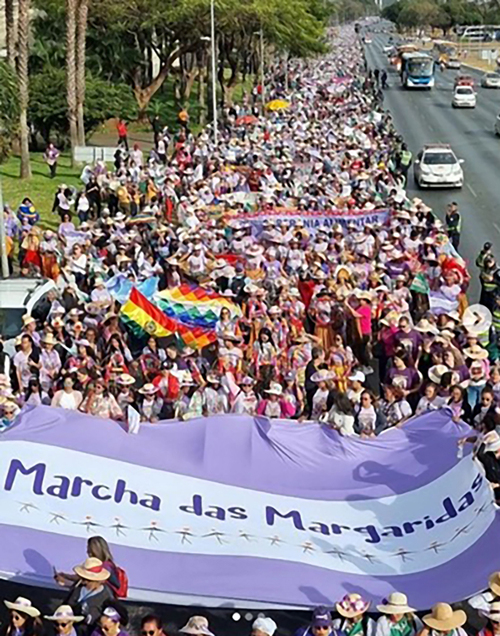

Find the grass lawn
[[0, 153, 82, 230]]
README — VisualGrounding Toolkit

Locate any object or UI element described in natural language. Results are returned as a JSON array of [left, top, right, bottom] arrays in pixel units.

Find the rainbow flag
[[121, 288, 216, 350], [156, 284, 241, 329]]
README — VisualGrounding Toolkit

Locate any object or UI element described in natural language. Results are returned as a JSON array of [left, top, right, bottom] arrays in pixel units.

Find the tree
[[0, 61, 20, 161], [5, 0, 17, 70], [18, 0, 31, 179], [76, 0, 89, 145], [66, 0, 78, 164]]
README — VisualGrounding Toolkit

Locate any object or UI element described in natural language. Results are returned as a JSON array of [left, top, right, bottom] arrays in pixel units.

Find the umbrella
[[235, 115, 259, 126], [266, 99, 290, 111]]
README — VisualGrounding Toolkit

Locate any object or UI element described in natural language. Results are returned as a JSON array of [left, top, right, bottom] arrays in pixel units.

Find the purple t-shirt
[[386, 366, 419, 391], [394, 329, 423, 358]]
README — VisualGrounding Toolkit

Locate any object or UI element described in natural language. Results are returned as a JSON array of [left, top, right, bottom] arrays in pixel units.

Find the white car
[[364, 37, 372, 44], [452, 85, 477, 108], [414, 144, 464, 189], [0, 278, 58, 356], [446, 58, 461, 69], [482, 72, 500, 88]]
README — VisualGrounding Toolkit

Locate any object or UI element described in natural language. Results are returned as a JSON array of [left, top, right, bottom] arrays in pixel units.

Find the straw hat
[[180, 617, 214, 636], [464, 345, 488, 361], [139, 383, 158, 395], [336, 593, 370, 618], [415, 319, 439, 335], [428, 365, 451, 385], [490, 572, 500, 596], [115, 373, 135, 386], [4, 598, 40, 618], [265, 382, 283, 396], [310, 369, 336, 383], [377, 592, 415, 614], [22, 314, 35, 326], [41, 333, 56, 346], [44, 605, 84, 623], [422, 604, 466, 631], [73, 557, 110, 581]]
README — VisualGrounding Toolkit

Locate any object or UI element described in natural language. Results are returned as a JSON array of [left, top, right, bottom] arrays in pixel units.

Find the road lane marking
[[493, 222, 500, 235], [466, 183, 477, 198]]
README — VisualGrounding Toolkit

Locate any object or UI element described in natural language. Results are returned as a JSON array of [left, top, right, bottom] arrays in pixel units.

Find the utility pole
[[210, 0, 218, 145], [0, 180, 10, 278]]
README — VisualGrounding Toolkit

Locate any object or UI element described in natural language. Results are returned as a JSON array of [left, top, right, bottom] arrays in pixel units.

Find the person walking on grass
[[44, 143, 60, 179]]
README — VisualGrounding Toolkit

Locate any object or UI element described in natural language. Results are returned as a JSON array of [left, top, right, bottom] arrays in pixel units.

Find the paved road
[[365, 35, 500, 300]]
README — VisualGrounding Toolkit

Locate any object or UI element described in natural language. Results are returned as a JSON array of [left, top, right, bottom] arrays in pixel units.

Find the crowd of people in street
[[1, 20, 500, 620]]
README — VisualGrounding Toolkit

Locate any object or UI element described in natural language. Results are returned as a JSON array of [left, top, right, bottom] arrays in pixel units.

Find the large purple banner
[[0, 406, 498, 609]]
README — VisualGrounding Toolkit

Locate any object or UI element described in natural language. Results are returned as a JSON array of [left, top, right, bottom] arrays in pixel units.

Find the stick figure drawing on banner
[[175, 527, 195, 545], [18, 502, 39, 513], [203, 529, 227, 545], [301, 541, 315, 554], [74, 515, 102, 532], [141, 521, 166, 542], [49, 512, 67, 525], [238, 530, 256, 542], [110, 517, 128, 537], [267, 535, 285, 546]]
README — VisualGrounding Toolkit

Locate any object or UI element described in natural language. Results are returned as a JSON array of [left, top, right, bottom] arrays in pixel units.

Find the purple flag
[[0, 406, 498, 609]]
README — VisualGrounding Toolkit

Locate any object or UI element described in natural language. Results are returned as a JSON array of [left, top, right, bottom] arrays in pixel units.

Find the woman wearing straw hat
[[374, 592, 422, 636], [44, 606, 84, 636], [333, 593, 374, 636], [469, 572, 500, 613], [418, 603, 466, 636], [64, 557, 113, 627], [1, 598, 43, 636]]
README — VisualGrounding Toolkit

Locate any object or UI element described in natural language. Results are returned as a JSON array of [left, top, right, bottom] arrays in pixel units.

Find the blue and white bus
[[401, 52, 435, 89]]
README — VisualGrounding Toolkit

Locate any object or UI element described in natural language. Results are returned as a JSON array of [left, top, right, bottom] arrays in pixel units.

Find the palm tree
[[76, 0, 88, 146], [66, 0, 78, 165], [18, 0, 31, 179], [5, 0, 17, 70]]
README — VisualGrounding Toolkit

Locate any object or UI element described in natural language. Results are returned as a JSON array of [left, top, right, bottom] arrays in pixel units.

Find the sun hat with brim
[[44, 605, 84, 623], [336, 593, 370, 618], [139, 383, 158, 395], [464, 345, 489, 360], [42, 333, 56, 345], [428, 365, 451, 385], [490, 572, 500, 596], [180, 616, 214, 636], [115, 373, 135, 386], [486, 601, 500, 621], [415, 319, 439, 335], [423, 604, 466, 631], [377, 592, 415, 614], [265, 382, 283, 396], [207, 373, 221, 384], [5, 598, 40, 617], [73, 557, 110, 581], [311, 369, 336, 383]]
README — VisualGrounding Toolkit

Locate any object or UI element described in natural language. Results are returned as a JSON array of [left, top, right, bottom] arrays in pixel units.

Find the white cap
[[348, 371, 366, 383], [252, 618, 278, 636]]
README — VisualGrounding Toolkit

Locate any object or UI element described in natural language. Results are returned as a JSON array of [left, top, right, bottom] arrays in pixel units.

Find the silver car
[[447, 58, 461, 69], [481, 72, 500, 88]]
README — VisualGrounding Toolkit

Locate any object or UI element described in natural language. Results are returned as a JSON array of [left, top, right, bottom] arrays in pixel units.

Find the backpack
[[108, 565, 129, 599]]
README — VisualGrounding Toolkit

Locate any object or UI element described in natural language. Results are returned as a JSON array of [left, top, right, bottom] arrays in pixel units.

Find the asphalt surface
[[365, 34, 500, 300]]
